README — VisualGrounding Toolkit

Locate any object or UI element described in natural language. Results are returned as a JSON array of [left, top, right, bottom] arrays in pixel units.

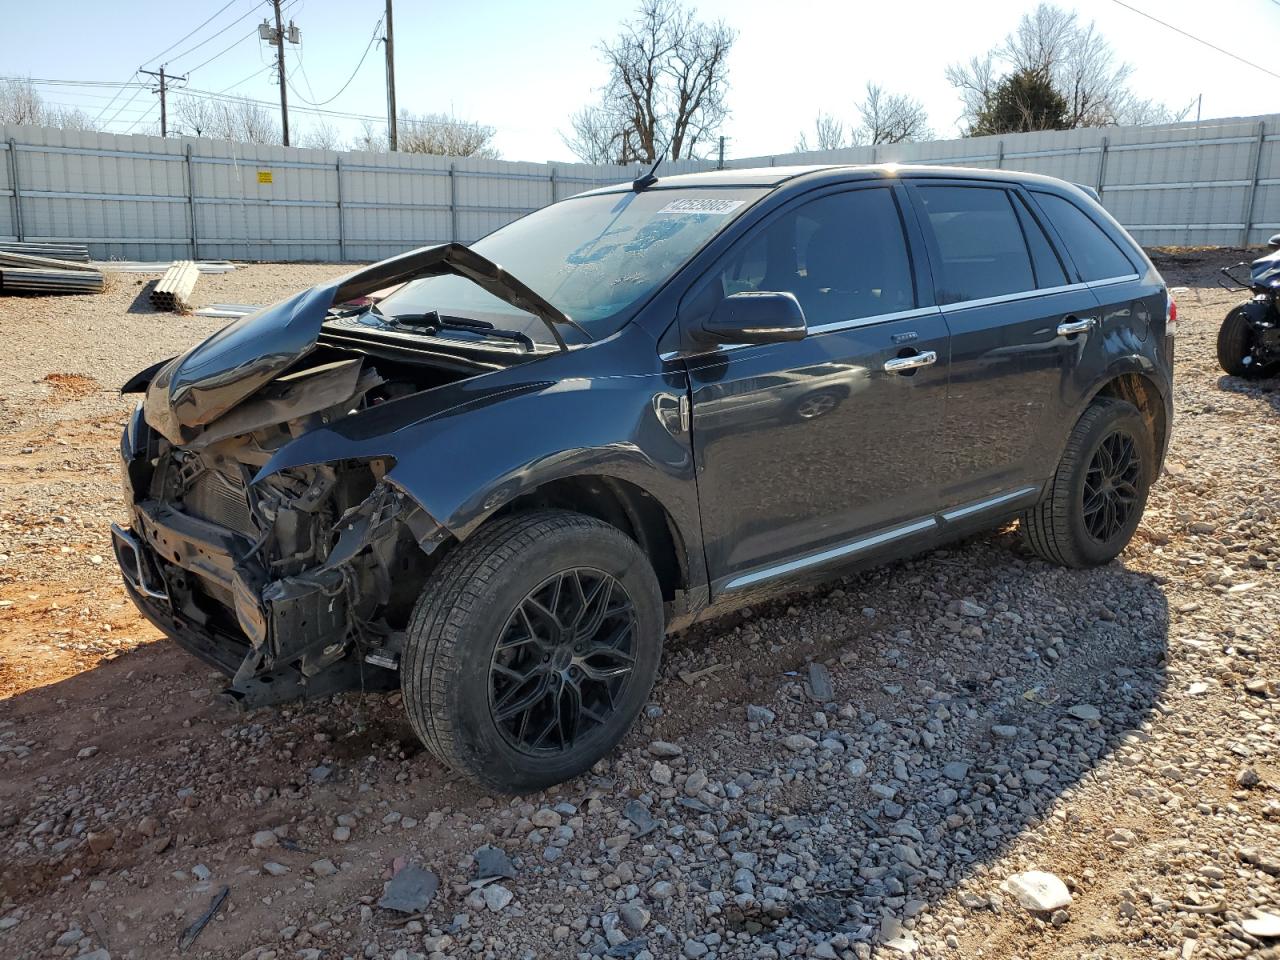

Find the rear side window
[[1031, 191, 1137, 281], [916, 186, 1035, 303], [1012, 194, 1069, 289]]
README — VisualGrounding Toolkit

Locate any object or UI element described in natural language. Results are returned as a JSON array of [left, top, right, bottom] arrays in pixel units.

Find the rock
[[531, 808, 562, 829], [845, 758, 868, 777], [482, 883, 513, 912], [77, 746, 99, 759], [1067, 704, 1101, 722], [1237, 766, 1261, 788], [619, 903, 651, 932], [650, 761, 673, 785], [81, 951, 110, 960], [647, 740, 683, 758], [650, 880, 675, 899], [379, 864, 439, 913], [192, 864, 211, 881], [683, 939, 709, 958], [1003, 871, 1072, 912], [623, 800, 658, 836], [1242, 912, 1280, 938], [958, 599, 986, 617], [263, 862, 290, 876], [746, 704, 776, 725], [991, 724, 1019, 739], [86, 831, 115, 854], [942, 761, 969, 782], [55, 928, 84, 947], [473, 844, 516, 883], [332, 825, 351, 842], [807, 662, 835, 701], [310, 858, 338, 877], [783, 734, 818, 752], [251, 830, 278, 850]]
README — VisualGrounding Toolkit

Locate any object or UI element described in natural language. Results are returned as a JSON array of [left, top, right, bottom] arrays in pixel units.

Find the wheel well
[[502, 476, 688, 603], [1094, 373, 1168, 462]]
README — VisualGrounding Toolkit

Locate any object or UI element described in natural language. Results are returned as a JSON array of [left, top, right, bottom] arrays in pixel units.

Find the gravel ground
[[0, 251, 1277, 960]]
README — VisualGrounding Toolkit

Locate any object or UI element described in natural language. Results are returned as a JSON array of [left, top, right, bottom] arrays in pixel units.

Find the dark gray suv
[[114, 164, 1174, 791]]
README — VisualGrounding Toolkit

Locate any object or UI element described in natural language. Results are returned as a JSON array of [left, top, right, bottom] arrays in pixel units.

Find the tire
[[401, 509, 663, 793], [1021, 398, 1154, 569], [791, 388, 842, 421], [1217, 306, 1261, 378]]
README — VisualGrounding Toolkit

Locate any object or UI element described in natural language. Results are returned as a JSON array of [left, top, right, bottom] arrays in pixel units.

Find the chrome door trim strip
[[939, 485, 1039, 523], [1086, 273, 1141, 288], [806, 305, 942, 335], [722, 517, 938, 592]]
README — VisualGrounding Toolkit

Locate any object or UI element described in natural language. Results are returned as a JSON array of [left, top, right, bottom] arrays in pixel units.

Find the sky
[[4, 0, 1279, 163]]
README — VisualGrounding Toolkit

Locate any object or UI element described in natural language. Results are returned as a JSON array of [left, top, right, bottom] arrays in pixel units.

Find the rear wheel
[[401, 509, 663, 793], [1021, 398, 1153, 568]]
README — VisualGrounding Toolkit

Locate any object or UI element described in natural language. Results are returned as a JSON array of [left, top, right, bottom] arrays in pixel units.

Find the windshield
[[375, 186, 768, 343]]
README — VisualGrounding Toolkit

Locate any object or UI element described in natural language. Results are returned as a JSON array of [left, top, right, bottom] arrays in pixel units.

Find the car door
[[679, 183, 950, 595], [905, 180, 1102, 514]]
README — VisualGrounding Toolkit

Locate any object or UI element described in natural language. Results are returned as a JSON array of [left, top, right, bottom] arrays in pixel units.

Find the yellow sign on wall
[[257, 170, 273, 184]]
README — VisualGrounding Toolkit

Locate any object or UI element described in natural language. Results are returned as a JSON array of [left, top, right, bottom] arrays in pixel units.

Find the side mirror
[[1269, 233, 1280, 249], [693, 291, 808, 347]]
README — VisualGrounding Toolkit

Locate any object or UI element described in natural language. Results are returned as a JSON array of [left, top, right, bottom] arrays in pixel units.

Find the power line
[[162, 0, 269, 70], [1109, 0, 1280, 82], [288, 13, 384, 107], [139, 0, 248, 69]]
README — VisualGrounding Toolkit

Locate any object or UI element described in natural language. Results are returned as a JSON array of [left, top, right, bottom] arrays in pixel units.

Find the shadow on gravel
[[123, 278, 160, 315], [652, 533, 1171, 942], [1217, 374, 1280, 416], [0, 533, 1170, 953]]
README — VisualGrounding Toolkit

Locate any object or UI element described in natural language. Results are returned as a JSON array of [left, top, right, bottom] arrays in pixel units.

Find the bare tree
[[562, 0, 735, 164], [397, 110, 499, 158], [0, 78, 96, 130], [298, 120, 345, 151], [353, 120, 387, 153], [948, 3, 1182, 132], [794, 112, 847, 152], [171, 96, 222, 138], [852, 82, 932, 144]]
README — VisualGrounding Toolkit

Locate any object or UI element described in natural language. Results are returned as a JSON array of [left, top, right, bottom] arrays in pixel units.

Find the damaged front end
[[112, 244, 569, 708]]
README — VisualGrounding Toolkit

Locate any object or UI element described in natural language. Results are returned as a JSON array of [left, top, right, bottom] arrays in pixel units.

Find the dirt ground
[[0, 252, 1276, 960]]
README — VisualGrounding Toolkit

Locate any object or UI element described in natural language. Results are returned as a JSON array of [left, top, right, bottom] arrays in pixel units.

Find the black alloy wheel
[[489, 568, 638, 755], [1081, 430, 1143, 544]]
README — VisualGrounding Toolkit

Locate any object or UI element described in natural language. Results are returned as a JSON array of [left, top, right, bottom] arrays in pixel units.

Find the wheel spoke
[[573, 575, 613, 640], [494, 672, 552, 722]]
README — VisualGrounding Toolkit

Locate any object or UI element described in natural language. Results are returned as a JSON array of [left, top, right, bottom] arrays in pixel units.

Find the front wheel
[[1021, 398, 1154, 568], [1218, 305, 1280, 378], [401, 509, 663, 793]]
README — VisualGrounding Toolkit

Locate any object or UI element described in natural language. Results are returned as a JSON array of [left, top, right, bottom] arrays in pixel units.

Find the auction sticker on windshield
[[659, 198, 746, 215]]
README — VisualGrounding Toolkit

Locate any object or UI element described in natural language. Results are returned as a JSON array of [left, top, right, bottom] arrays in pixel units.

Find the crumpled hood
[[142, 243, 580, 446]]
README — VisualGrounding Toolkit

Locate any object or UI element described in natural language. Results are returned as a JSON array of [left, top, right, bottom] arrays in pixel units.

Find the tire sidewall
[[1062, 404, 1154, 566], [436, 525, 662, 792]]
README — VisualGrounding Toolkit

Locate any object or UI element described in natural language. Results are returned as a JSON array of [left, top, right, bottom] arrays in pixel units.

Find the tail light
[[1165, 291, 1178, 337]]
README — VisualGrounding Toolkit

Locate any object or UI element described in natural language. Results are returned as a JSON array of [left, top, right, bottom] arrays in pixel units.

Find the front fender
[[254, 373, 704, 581]]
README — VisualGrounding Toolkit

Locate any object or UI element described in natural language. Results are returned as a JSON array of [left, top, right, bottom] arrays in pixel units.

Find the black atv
[[1219, 236, 1280, 378]]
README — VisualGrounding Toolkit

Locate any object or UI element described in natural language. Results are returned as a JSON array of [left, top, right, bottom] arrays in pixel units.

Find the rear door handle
[[883, 350, 937, 373], [1057, 316, 1097, 336]]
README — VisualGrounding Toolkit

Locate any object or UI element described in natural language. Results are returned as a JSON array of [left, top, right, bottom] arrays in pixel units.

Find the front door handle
[[1057, 316, 1097, 336], [884, 350, 937, 373]]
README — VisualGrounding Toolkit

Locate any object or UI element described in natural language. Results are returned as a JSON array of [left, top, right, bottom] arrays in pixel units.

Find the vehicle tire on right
[[1217, 306, 1263, 378], [1021, 397, 1154, 569]]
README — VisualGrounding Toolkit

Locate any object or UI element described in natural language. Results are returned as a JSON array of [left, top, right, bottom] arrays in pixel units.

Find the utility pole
[[140, 65, 185, 137], [384, 0, 398, 151], [260, 2, 300, 146], [717, 135, 725, 170]]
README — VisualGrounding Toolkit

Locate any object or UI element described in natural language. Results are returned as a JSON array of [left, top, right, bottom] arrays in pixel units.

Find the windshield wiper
[[383, 310, 535, 352]]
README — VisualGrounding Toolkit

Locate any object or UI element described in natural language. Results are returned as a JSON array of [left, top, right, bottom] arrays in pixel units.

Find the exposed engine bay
[[113, 243, 580, 708], [118, 347, 482, 706]]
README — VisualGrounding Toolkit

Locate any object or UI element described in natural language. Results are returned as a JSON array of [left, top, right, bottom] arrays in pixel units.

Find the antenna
[[632, 153, 664, 192]]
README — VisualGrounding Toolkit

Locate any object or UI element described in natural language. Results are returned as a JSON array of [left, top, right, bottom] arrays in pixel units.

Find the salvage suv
[[113, 164, 1174, 792]]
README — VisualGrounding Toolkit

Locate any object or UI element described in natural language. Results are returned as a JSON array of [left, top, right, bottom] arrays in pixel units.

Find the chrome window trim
[[1086, 273, 1141, 288], [660, 275, 1142, 360], [940, 485, 1039, 523], [722, 517, 938, 592]]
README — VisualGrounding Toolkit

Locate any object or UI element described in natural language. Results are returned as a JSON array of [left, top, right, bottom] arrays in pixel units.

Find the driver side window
[[688, 187, 917, 330]]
